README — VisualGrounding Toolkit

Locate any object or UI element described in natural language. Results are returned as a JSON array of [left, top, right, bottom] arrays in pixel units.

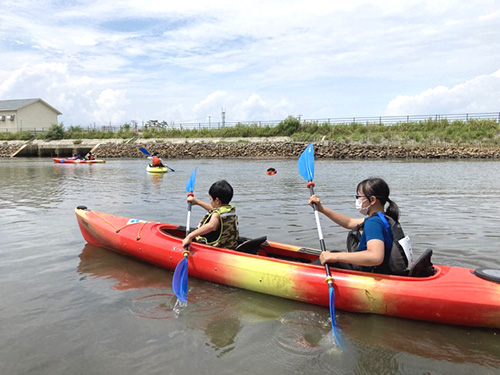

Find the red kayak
[[53, 158, 106, 164], [75, 206, 500, 329]]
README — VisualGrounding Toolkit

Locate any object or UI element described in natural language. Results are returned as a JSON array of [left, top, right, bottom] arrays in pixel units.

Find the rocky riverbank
[[96, 141, 500, 159], [1, 139, 500, 159]]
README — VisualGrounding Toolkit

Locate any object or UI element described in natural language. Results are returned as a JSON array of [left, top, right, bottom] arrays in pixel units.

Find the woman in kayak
[[309, 177, 407, 274], [182, 180, 239, 250]]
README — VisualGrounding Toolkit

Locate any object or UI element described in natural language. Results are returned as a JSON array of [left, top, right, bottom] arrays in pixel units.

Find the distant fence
[[111, 111, 500, 133], [3, 111, 500, 134], [174, 112, 500, 130]]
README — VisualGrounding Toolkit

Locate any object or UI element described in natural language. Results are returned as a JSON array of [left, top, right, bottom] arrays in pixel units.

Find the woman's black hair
[[357, 177, 399, 222], [209, 180, 234, 204]]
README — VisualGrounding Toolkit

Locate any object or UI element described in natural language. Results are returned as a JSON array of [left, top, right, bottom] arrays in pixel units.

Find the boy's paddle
[[298, 143, 342, 347], [172, 167, 197, 303], [139, 147, 175, 172]]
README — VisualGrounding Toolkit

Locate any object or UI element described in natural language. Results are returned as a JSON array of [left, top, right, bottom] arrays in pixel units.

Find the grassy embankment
[[1, 116, 499, 146]]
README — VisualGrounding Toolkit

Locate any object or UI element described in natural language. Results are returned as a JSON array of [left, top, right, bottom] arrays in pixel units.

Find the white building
[[0, 98, 62, 133]]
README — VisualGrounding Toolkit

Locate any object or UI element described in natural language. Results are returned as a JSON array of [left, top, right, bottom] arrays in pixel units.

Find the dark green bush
[[45, 123, 64, 141]]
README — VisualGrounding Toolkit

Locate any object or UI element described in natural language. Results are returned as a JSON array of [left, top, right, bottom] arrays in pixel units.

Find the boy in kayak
[[86, 151, 95, 160], [147, 152, 165, 167], [309, 177, 410, 275], [182, 180, 239, 250]]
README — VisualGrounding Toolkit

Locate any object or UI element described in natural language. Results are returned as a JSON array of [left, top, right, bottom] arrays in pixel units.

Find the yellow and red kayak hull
[[75, 207, 500, 328]]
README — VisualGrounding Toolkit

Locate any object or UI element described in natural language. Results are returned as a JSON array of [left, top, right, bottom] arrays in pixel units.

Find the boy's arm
[[182, 213, 220, 247], [189, 197, 213, 212]]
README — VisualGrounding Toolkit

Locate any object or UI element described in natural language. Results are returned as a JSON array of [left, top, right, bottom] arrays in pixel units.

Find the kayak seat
[[409, 249, 435, 277], [236, 236, 268, 254]]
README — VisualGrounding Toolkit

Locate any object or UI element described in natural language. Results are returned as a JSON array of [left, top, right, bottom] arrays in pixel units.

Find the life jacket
[[89, 154, 95, 160], [196, 206, 239, 249], [346, 212, 411, 275], [152, 156, 162, 166]]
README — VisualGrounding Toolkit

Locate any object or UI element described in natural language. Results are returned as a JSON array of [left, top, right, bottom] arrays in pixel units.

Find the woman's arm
[[319, 239, 385, 267], [309, 195, 363, 230]]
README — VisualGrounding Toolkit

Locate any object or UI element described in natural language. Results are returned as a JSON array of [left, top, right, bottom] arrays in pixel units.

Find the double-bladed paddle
[[172, 167, 198, 303], [139, 147, 175, 172], [298, 143, 342, 347]]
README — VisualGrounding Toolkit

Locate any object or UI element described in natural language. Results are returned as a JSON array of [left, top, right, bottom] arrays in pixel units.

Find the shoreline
[[1, 137, 500, 159]]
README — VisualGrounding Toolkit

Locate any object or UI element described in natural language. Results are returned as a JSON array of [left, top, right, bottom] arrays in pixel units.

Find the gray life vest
[[346, 212, 409, 275]]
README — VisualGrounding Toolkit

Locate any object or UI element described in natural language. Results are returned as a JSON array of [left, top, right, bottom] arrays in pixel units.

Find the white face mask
[[355, 198, 371, 215]]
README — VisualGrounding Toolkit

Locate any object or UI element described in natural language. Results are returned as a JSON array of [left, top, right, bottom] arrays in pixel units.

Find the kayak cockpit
[[159, 225, 437, 277], [159, 225, 318, 264]]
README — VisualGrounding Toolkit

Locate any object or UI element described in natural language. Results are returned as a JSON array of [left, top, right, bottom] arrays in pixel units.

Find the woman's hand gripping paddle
[[172, 167, 197, 303], [298, 143, 342, 348], [139, 147, 175, 172]]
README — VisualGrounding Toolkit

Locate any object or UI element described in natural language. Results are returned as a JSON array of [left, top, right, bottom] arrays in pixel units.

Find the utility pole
[[221, 107, 226, 128]]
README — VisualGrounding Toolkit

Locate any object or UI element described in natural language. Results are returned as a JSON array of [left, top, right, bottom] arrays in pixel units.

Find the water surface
[[1, 158, 499, 375]]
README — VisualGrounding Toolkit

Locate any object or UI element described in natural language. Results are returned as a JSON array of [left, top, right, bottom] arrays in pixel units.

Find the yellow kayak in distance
[[147, 165, 168, 174]]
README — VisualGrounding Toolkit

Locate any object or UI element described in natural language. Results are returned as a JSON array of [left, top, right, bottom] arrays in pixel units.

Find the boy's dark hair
[[209, 180, 234, 204]]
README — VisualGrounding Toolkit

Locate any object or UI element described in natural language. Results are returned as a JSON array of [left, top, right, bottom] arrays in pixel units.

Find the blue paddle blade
[[298, 143, 315, 181], [186, 167, 197, 193], [328, 285, 337, 329], [329, 285, 343, 348], [172, 257, 188, 303], [139, 147, 150, 156]]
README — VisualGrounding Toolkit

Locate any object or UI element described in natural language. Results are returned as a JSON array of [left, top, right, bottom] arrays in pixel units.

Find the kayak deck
[[75, 207, 500, 329]]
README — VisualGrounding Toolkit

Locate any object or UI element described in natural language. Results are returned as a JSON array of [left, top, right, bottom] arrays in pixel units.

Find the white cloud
[[93, 89, 129, 124], [0, 1, 499, 125], [385, 69, 500, 115]]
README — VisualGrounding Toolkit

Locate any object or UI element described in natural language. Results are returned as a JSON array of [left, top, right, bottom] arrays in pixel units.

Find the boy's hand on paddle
[[182, 235, 193, 248]]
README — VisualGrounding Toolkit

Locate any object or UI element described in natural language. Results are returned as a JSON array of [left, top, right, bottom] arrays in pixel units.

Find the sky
[[0, 0, 499, 127]]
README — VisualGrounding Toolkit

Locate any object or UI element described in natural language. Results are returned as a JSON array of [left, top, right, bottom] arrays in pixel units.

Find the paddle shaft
[[308, 184, 333, 281], [186, 202, 192, 238]]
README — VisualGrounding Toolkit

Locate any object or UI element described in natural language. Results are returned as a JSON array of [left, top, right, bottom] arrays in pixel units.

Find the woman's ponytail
[[385, 198, 400, 222]]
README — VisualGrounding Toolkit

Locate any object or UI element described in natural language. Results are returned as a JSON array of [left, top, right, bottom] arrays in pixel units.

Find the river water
[[1, 157, 499, 375]]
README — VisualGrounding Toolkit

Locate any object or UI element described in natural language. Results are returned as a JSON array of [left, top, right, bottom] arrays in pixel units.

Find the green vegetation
[[1, 117, 499, 146], [44, 123, 64, 141]]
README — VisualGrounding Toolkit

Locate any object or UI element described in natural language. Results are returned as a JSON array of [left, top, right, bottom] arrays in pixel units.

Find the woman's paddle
[[139, 147, 175, 172], [172, 167, 197, 303], [298, 143, 342, 347]]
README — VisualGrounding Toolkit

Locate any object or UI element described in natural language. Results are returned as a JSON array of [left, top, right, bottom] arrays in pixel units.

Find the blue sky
[[0, 0, 499, 127]]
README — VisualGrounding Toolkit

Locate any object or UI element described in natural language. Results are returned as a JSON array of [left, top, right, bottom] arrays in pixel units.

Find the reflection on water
[[2, 158, 500, 375], [76, 241, 500, 371], [77, 244, 167, 290]]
